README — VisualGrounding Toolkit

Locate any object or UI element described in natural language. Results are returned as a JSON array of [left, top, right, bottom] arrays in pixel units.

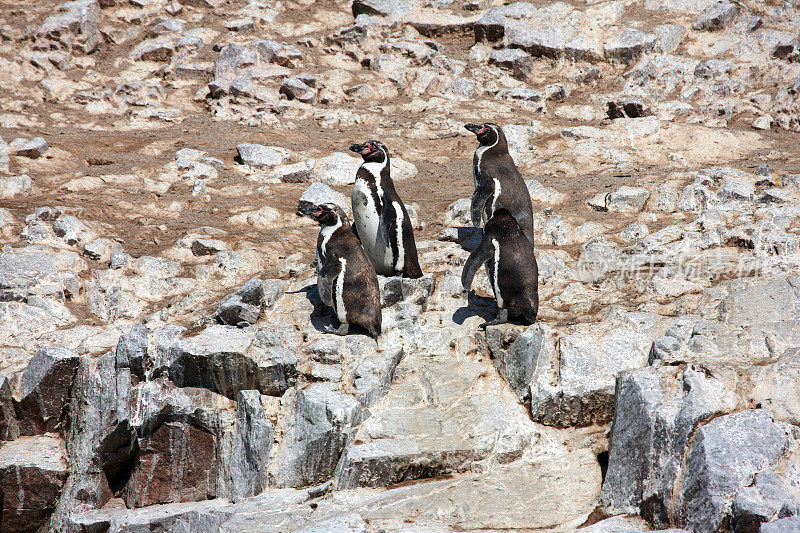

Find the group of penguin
[[298, 123, 539, 339]]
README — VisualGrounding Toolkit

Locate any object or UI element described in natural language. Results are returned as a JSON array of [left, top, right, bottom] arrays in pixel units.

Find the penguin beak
[[349, 143, 372, 156], [464, 123, 482, 134]]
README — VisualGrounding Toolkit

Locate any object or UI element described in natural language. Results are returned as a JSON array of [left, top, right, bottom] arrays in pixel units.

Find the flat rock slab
[[334, 344, 564, 488], [224, 450, 600, 530], [166, 325, 298, 399]]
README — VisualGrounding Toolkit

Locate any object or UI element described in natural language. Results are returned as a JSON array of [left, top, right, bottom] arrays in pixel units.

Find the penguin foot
[[324, 323, 350, 336], [523, 312, 537, 325], [481, 309, 508, 329]]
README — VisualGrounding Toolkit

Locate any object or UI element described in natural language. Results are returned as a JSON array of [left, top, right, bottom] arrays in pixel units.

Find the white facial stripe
[[475, 125, 500, 177], [491, 238, 504, 309], [335, 257, 347, 323], [319, 216, 342, 261], [393, 201, 404, 271]]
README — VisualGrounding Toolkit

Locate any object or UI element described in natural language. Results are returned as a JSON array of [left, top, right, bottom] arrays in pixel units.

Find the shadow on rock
[[291, 283, 374, 337], [453, 293, 497, 325], [438, 226, 483, 251]]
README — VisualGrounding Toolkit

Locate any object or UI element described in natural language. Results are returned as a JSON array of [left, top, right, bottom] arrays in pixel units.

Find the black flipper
[[317, 256, 341, 308], [461, 237, 494, 292], [382, 200, 401, 271], [471, 180, 494, 227], [516, 210, 535, 249]]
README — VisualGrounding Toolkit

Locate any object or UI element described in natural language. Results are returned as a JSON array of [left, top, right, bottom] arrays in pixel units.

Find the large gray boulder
[[271, 383, 361, 487], [298, 182, 351, 216], [106, 379, 239, 509], [600, 365, 739, 524], [488, 48, 533, 80], [692, 1, 738, 31], [484, 324, 549, 402], [167, 325, 298, 399], [0, 245, 84, 302], [587, 186, 650, 213], [213, 44, 259, 82], [604, 29, 656, 64], [47, 353, 131, 527], [527, 310, 669, 427], [351, 0, 419, 19], [474, 3, 539, 42], [228, 390, 273, 501], [125, 419, 220, 508], [762, 517, 800, 533], [749, 346, 800, 425], [36, 0, 102, 54], [676, 410, 797, 532], [235, 143, 289, 169], [0, 376, 19, 441], [15, 137, 48, 159], [216, 278, 286, 327], [731, 471, 800, 531]]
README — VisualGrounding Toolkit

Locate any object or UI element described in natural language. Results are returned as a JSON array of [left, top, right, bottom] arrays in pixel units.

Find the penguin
[[300, 202, 382, 338], [464, 122, 535, 248], [461, 208, 539, 328], [348, 140, 423, 279]]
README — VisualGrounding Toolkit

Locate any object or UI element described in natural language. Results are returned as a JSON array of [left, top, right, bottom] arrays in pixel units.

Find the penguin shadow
[[289, 283, 332, 332], [290, 283, 375, 338], [452, 292, 497, 325], [453, 292, 536, 327]]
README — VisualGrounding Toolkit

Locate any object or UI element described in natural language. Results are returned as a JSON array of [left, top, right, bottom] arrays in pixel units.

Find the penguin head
[[464, 123, 502, 146], [349, 140, 388, 164], [307, 203, 347, 227]]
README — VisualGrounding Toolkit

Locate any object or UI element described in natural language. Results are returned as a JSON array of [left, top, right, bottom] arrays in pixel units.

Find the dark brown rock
[[16, 347, 81, 436], [0, 435, 69, 533], [124, 421, 218, 508]]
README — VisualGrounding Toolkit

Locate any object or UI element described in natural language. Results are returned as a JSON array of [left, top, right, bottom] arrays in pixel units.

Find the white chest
[[474, 135, 499, 178], [361, 162, 386, 197], [352, 178, 382, 246]]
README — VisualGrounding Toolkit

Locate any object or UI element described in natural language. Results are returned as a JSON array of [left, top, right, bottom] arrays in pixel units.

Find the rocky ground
[[1, 0, 800, 531]]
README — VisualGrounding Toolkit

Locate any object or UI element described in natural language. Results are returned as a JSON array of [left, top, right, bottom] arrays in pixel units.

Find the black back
[[471, 125, 536, 248], [462, 208, 538, 322]]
